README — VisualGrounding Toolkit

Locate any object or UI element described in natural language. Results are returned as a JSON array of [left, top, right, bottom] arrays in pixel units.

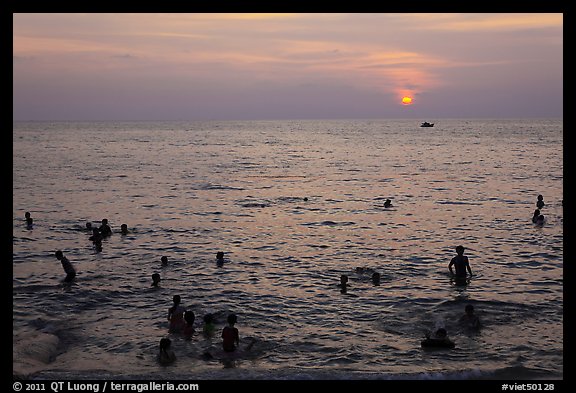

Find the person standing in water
[[55, 250, 76, 283], [536, 195, 545, 209], [25, 212, 34, 229], [167, 295, 186, 333], [222, 313, 240, 352], [99, 218, 112, 237], [448, 245, 473, 283]]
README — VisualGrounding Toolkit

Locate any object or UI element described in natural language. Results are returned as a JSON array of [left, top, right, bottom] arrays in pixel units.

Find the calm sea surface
[[13, 119, 563, 380]]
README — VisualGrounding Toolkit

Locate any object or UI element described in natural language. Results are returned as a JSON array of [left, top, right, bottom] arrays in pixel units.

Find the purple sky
[[13, 13, 563, 120]]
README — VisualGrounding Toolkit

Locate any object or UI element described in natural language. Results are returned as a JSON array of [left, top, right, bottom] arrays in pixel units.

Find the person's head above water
[[465, 304, 474, 315], [120, 224, 128, 233], [159, 337, 171, 351], [25, 212, 31, 219], [86, 222, 93, 229], [537, 195, 543, 201], [340, 274, 349, 284], [101, 218, 108, 225], [55, 250, 63, 259], [184, 310, 195, 325], [161, 256, 168, 265], [455, 245, 465, 255], [371, 272, 381, 284], [216, 251, 224, 260], [152, 273, 161, 286], [227, 313, 237, 325], [172, 295, 181, 305]]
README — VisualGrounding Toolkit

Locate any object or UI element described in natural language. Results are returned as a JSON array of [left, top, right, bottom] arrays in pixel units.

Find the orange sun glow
[[402, 96, 413, 105]]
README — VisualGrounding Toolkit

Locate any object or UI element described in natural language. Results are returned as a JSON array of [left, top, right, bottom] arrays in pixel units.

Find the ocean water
[[13, 119, 563, 380]]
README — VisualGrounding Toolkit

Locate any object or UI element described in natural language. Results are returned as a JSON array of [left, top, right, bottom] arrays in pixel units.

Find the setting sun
[[402, 96, 413, 105]]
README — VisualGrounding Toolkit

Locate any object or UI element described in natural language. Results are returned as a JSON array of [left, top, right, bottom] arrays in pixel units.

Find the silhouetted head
[[203, 313, 214, 324], [537, 195, 543, 201], [25, 212, 31, 219], [216, 251, 224, 260], [159, 338, 171, 351], [120, 224, 128, 233], [533, 209, 540, 216], [303, 197, 308, 202], [152, 273, 161, 286], [435, 328, 447, 338], [227, 313, 237, 325], [86, 222, 92, 229], [161, 256, 168, 265], [371, 272, 381, 284], [102, 219, 108, 225], [340, 274, 349, 284], [173, 295, 181, 305], [184, 310, 195, 325], [465, 304, 474, 314], [455, 245, 465, 255], [55, 250, 63, 259]]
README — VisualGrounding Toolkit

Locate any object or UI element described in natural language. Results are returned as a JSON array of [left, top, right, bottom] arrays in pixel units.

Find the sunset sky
[[13, 13, 563, 121]]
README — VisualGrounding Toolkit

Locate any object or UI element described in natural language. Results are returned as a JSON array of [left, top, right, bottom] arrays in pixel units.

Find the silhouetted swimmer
[[535, 214, 545, 226], [222, 314, 240, 352], [536, 195, 545, 209], [371, 272, 381, 286], [459, 304, 481, 329], [99, 219, 112, 237], [85, 222, 93, 231], [161, 256, 168, 266], [338, 274, 350, 291], [384, 199, 392, 208], [216, 251, 224, 266], [55, 250, 76, 283], [151, 273, 161, 287], [203, 314, 216, 336], [338, 274, 358, 296], [89, 228, 103, 252], [303, 197, 308, 202], [183, 311, 195, 340], [532, 209, 541, 223], [448, 245, 473, 283], [25, 212, 33, 229], [421, 328, 455, 349], [120, 224, 128, 235], [158, 338, 176, 365], [167, 295, 186, 333]]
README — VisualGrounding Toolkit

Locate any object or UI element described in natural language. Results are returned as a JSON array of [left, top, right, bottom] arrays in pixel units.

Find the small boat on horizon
[[420, 122, 434, 127]]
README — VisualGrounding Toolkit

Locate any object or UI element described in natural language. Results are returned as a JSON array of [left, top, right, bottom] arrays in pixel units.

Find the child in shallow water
[[183, 310, 195, 340], [167, 295, 186, 333], [222, 314, 240, 352], [459, 304, 481, 329], [158, 338, 176, 365], [421, 328, 455, 349]]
